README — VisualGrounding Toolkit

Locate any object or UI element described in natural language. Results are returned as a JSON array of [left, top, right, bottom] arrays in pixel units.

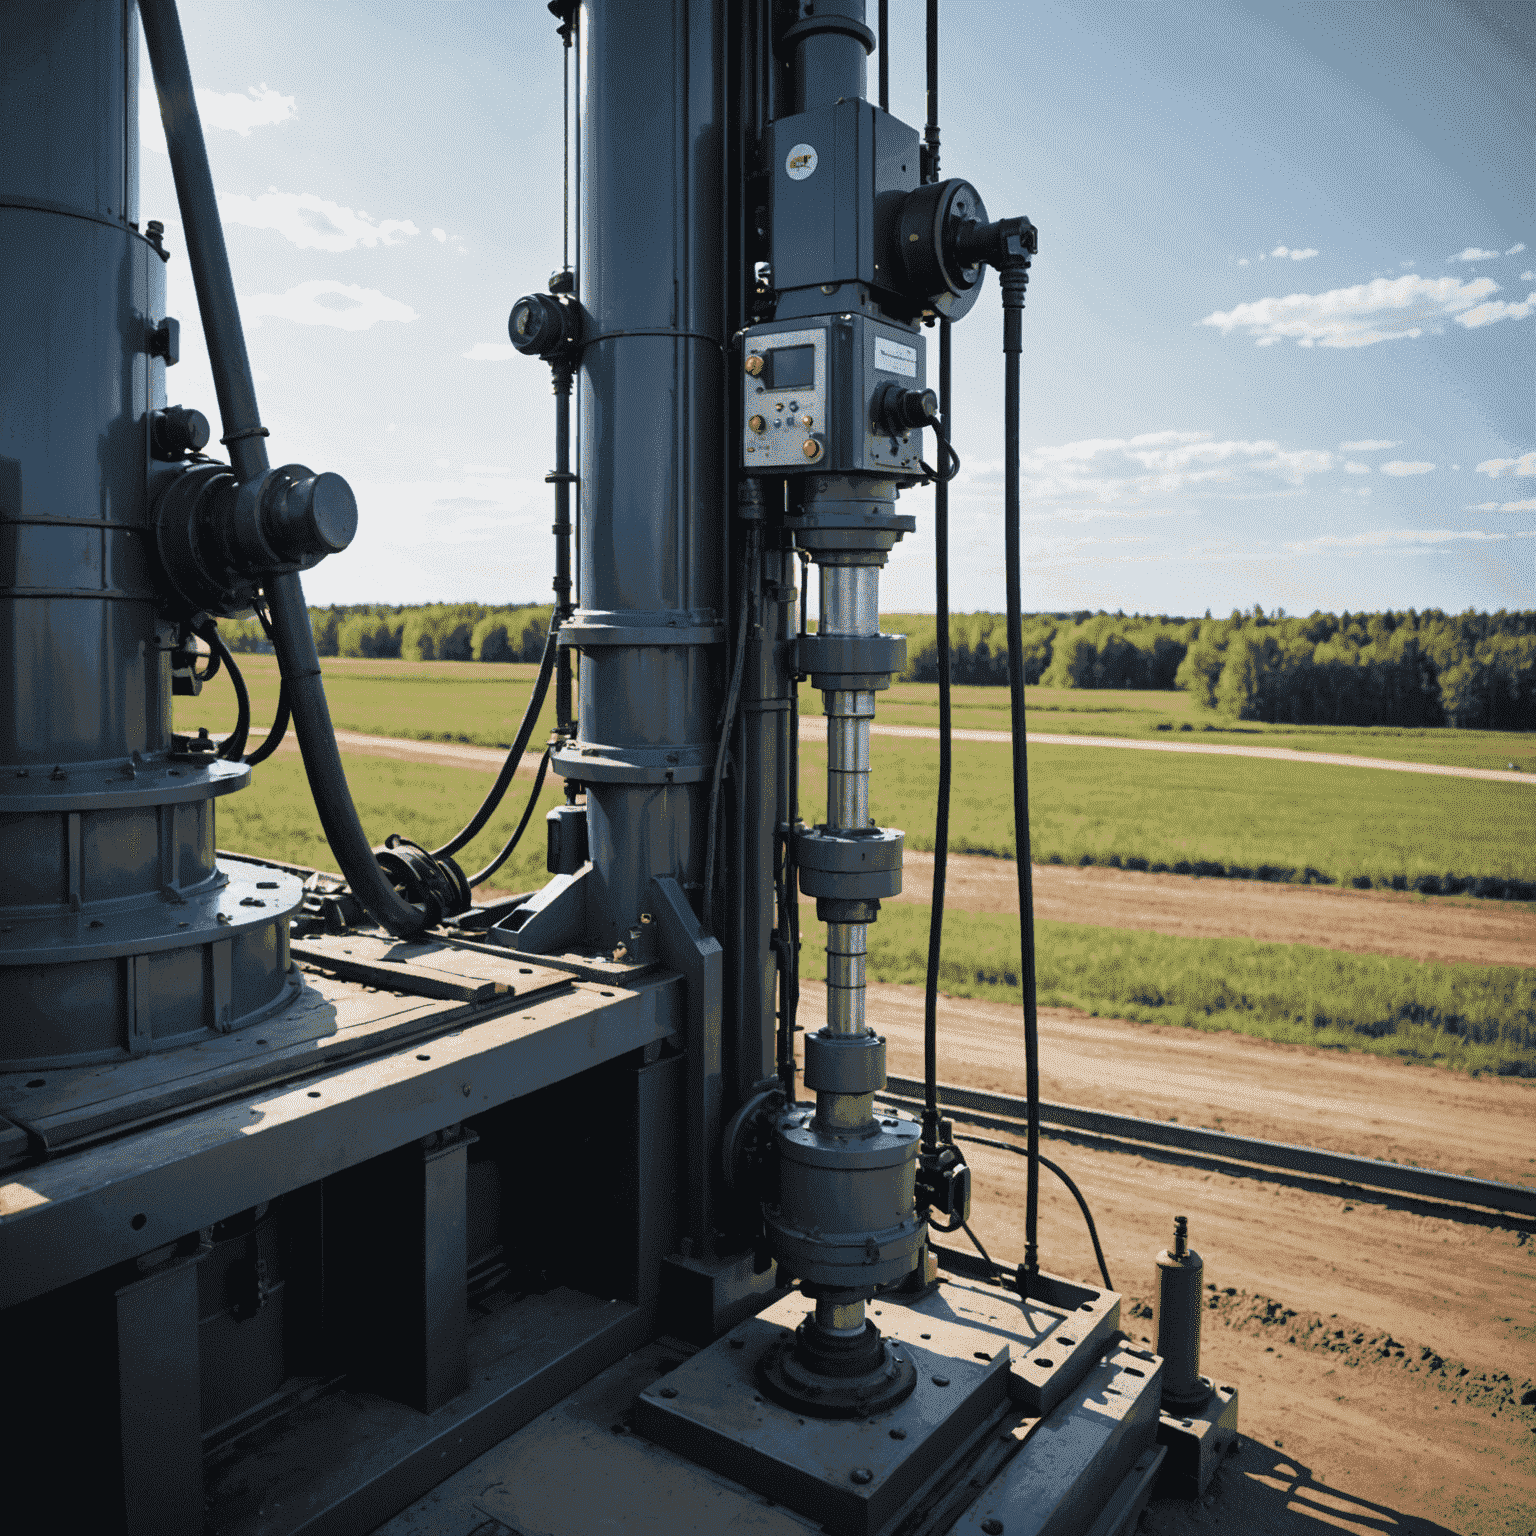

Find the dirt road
[[816, 979, 1536, 1531], [894, 853, 1536, 967], [798, 716, 1534, 785]]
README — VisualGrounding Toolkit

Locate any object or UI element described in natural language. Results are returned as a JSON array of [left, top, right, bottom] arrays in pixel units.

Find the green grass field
[[216, 750, 1536, 1076], [803, 737, 1532, 891], [221, 753, 566, 898], [182, 655, 1536, 773], [189, 656, 1532, 895], [798, 906, 1536, 1077]]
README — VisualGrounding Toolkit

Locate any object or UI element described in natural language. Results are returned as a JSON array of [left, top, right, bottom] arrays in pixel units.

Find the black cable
[[877, 0, 889, 112], [199, 624, 251, 760], [465, 747, 552, 888], [922, 321, 952, 1151], [431, 625, 557, 860], [922, 0, 940, 184], [960, 1216, 992, 1270], [243, 602, 290, 766], [953, 1133, 1114, 1292], [704, 528, 757, 931], [244, 680, 290, 767], [145, 0, 440, 940], [999, 261, 1041, 1295]]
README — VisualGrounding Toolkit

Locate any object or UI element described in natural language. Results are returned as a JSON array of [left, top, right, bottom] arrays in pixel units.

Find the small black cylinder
[[1153, 1215, 1210, 1408]]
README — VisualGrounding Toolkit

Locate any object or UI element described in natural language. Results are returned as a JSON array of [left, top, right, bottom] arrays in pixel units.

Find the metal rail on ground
[[879, 1075, 1536, 1221]]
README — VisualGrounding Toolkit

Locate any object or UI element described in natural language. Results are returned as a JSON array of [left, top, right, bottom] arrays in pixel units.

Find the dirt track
[[894, 853, 1536, 968], [810, 979, 1536, 1531]]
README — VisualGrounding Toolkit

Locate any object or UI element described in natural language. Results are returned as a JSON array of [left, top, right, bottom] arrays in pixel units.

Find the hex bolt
[[1174, 1214, 1188, 1258], [981, 1520, 1005, 1534], [849, 1468, 873, 1485]]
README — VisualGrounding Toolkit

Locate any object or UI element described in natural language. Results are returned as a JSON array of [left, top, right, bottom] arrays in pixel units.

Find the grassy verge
[[798, 905, 1536, 1077], [180, 657, 1535, 773], [799, 738, 1533, 895], [219, 754, 565, 896]]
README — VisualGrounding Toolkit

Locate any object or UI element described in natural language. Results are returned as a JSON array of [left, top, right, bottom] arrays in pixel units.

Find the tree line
[[220, 602, 1534, 730], [220, 602, 555, 664], [898, 607, 1534, 730]]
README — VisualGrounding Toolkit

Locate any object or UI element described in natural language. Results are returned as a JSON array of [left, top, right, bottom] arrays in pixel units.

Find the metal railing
[[879, 1075, 1536, 1221]]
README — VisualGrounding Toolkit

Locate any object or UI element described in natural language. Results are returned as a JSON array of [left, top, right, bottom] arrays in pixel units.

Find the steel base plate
[[634, 1287, 1012, 1536]]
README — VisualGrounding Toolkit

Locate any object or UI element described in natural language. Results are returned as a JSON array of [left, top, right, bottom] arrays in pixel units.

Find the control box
[[741, 313, 926, 475]]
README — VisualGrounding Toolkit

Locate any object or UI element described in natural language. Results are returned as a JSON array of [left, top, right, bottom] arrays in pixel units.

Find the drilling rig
[[0, 3, 1235, 1531]]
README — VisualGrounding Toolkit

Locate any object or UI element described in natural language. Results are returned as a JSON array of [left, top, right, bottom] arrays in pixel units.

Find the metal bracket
[[648, 874, 723, 1253]]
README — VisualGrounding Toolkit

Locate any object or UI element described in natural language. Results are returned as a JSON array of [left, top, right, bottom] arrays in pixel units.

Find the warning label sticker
[[874, 336, 918, 378]]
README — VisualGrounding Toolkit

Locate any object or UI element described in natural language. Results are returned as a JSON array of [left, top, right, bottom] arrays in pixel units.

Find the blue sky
[[142, 0, 1533, 619]]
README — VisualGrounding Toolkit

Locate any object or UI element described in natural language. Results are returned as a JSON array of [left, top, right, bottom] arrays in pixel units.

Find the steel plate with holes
[[634, 1287, 1012, 1536], [950, 1348, 1165, 1535]]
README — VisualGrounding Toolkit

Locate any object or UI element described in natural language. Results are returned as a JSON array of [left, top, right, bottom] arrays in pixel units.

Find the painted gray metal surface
[[882, 1075, 1536, 1219], [552, 0, 725, 955], [0, 0, 290, 1065], [951, 1349, 1164, 1536], [0, 968, 684, 1310], [635, 1285, 1011, 1536]]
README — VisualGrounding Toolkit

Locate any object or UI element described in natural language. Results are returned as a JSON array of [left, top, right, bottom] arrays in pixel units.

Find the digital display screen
[[767, 344, 815, 390]]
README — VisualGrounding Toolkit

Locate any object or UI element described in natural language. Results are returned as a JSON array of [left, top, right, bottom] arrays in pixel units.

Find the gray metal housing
[[0, 0, 295, 1067]]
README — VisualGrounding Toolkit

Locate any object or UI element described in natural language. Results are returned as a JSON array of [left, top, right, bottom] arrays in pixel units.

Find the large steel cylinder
[[549, 0, 725, 952], [0, 0, 299, 1067]]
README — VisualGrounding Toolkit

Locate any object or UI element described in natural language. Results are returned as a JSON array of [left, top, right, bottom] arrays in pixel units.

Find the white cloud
[[1476, 452, 1536, 478], [1339, 439, 1400, 452], [1237, 258, 1250, 266], [140, 83, 295, 151], [1285, 527, 1508, 553], [1457, 292, 1536, 329], [965, 429, 1336, 512], [462, 464, 512, 475], [1379, 460, 1435, 476], [241, 280, 418, 331], [1343, 462, 1371, 474], [222, 191, 417, 252], [463, 343, 518, 361], [1198, 273, 1526, 347], [432, 228, 448, 243], [1507, 243, 1527, 256], [1271, 245, 1318, 261], [1448, 247, 1500, 262], [1468, 499, 1536, 512], [1523, 271, 1536, 283]]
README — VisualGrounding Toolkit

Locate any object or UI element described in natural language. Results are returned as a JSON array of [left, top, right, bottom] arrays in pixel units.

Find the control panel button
[[744, 355, 764, 376], [800, 414, 813, 426], [748, 414, 766, 432], [802, 438, 822, 460]]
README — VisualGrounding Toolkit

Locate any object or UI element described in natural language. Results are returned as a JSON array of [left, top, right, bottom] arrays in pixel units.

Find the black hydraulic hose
[[243, 604, 290, 766], [704, 528, 758, 931], [199, 625, 250, 761], [140, 0, 268, 485], [953, 1133, 1114, 1292], [877, 0, 889, 112], [431, 625, 558, 861], [960, 1217, 993, 1270], [465, 747, 551, 888], [922, 320, 952, 1151], [550, 371, 575, 737], [244, 681, 290, 767], [923, 0, 941, 183], [266, 574, 435, 938], [1000, 262, 1042, 1295], [144, 0, 435, 939]]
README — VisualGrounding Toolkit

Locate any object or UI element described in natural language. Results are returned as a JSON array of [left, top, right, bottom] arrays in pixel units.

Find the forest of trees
[[220, 603, 1535, 731], [899, 607, 1534, 730]]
